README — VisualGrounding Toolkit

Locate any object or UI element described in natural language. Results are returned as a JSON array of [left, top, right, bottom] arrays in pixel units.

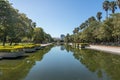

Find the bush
[[35, 44, 41, 47], [0, 43, 41, 52], [14, 45, 24, 49], [80, 43, 89, 47], [24, 45, 35, 48], [75, 43, 89, 48]]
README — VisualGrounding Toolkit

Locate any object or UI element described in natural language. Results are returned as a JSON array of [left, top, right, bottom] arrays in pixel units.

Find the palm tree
[[96, 12, 102, 22], [116, 0, 120, 8], [73, 29, 76, 34], [79, 23, 86, 30], [109, 1, 117, 14], [76, 27, 79, 33], [88, 16, 96, 22], [103, 0, 110, 18], [73, 27, 79, 34], [32, 22, 36, 28]]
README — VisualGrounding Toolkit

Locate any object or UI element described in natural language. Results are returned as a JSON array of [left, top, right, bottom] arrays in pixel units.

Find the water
[[0, 45, 120, 80]]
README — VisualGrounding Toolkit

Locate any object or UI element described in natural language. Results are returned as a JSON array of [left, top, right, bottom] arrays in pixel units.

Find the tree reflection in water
[[0, 45, 53, 80], [60, 45, 65, 51], [64, 45, 120, 80]]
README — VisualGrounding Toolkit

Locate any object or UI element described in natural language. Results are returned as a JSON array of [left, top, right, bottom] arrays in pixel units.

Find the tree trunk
[[3, 36, 6, 46], [106, 11, 108, 18], [10, 39, 13, 46]]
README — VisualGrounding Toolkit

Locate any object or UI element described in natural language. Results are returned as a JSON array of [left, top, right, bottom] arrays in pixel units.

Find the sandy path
[[41, 43, 52, 46], [87, 45, 120, 55]]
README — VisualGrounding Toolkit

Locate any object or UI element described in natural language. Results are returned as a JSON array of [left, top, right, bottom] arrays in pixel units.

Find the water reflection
[[60, 45, 65, 51], [24, 46, 101, 80], [0, 45, 120, 80], [64, 45, 120, 80], [0, 45, 53, 80]]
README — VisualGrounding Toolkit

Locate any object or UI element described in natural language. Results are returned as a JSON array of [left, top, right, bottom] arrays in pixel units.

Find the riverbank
[[87, 45, 120, 55], [0, 43, 53, 59], [41, 43, 53, 47]]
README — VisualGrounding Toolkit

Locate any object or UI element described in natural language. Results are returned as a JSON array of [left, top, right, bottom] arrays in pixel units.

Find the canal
[[0, 45, 120, 80]]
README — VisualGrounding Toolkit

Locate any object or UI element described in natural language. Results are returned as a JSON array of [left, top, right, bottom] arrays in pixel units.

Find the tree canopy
[[0, 0, 53, 45], [65, 0, 120, 46]]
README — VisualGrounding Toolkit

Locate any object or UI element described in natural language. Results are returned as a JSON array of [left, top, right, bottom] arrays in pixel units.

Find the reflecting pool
[[0, 45, 120, 80]]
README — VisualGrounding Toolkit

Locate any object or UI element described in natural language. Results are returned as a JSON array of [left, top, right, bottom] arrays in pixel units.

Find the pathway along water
[[0, 45, 120, 80]]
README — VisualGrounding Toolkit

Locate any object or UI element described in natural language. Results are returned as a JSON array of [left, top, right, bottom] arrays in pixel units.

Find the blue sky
[[9, 0, 107, 37]]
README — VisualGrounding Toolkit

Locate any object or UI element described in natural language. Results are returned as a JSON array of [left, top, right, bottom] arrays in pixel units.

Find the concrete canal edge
[[67, 43, 120, 55]]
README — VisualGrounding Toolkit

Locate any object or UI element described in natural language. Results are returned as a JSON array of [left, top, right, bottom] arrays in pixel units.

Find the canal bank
[[87, 45, 120, 55], [0, 43, 53, 60]]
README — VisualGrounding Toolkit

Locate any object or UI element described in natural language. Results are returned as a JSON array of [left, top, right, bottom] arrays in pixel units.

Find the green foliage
[[33, 28, 45, 43], [117, 0, 120, 8], [103, 0, 109, 18], [0, 0, 53, 45], [32, 28, 53, 43], [69, 0, 120, 45], [75, 43, 89, 48], [96, 12, 102, 22], [69, 47, 120, 80], [0, 45, 53, 80], [109, 1, 117, 14], [64, 33, 71, 43], [80, 43, 89, 47], [0, 46, 22, 52]]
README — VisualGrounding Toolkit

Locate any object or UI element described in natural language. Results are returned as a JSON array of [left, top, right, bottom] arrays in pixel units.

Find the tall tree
[[73, 27, 79, 34], [65, 33, 70, 43], [96, 12, 102, 22], [88, 16, 96, 22], [44, 33, 53, 43], [116, 0, 120, 8], [79, 20, 89, 30], [33, 27, 45, 43], [73, 27, 79, 43], [32, 22, 36, 28], [79, 23, 86, 30], [111, 13, 120, 43], [109, 1, 117, 14], [103, 0, 110, 18], [0, 0, 13, 46]]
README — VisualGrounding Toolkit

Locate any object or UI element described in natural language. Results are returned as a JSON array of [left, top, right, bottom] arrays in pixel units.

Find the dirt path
[[41, 43, 52, 47]]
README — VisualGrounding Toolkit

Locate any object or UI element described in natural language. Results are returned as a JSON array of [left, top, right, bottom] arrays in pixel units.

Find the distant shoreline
[[86, 45, 120, 55]]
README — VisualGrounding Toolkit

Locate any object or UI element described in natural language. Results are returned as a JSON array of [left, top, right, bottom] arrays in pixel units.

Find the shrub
[[80, 43, 89, 47], [75, 43, 89, 48], [0, 43, 41, 52]]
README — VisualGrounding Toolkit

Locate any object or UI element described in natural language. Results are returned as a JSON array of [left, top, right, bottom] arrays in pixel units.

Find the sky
[[9, 0, 106, 38]]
